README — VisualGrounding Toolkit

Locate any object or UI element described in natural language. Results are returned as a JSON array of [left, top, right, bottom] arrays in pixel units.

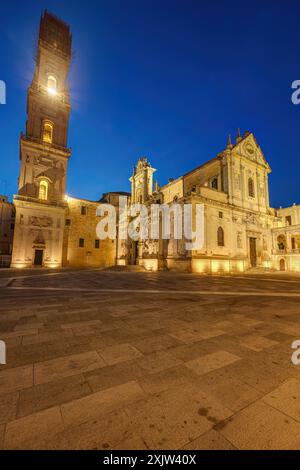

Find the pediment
[[36, 166, 65, 182], [233, 133, 270, 170]]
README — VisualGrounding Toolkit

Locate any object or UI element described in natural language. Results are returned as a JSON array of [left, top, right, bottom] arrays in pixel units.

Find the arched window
[[39, 180, 48, 201], [217, 227, 224, 246], [248, 178, 255, 198], [42, 121, 53, 143], [211, 178, 218, 190], [277, 234, 286, 251], [47, 75, 57, 95], [280, 258, 286, 271], [135, 190, 143, 204], [292, 237, 296, 250]]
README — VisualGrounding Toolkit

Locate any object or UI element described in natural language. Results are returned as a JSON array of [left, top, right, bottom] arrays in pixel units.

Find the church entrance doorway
[[34, 249, 43, 266], [249, 237, 257, 267], [279, 258, 286, 271]]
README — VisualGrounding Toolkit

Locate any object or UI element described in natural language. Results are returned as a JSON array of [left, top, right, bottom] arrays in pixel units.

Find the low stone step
[[102, 264, 146, 272]]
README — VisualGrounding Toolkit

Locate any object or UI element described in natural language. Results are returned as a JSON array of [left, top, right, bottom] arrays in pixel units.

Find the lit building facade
[[10, 11, 300, 273]]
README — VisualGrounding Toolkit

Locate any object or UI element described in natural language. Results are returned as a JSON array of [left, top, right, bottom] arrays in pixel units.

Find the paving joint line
[[3, 285, 300, 297]]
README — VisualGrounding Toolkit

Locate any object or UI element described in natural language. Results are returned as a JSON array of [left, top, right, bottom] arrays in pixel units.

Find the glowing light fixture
[[16, 263, 26, 269], [47, 86, 57, 96], [47, 75, 57, 96]]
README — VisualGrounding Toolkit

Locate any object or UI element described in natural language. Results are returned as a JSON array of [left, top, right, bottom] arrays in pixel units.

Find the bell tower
[[11, 11, 72, 268], [130, 157, 156, 204], [18, 10, 71, 201]]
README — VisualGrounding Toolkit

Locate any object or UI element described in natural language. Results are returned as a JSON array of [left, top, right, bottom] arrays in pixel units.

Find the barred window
[[248, 178, 255, 198], [42, 121, 53, 143], [217, 227, 224, 246], [39, 180, 48, 200]]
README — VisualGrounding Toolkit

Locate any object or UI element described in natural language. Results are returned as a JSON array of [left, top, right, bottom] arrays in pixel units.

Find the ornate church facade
[[10, 11, 300, 273]]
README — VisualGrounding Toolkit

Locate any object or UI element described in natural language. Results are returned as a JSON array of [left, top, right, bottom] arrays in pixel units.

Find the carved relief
[[119, 240, 127, 257], [243, 214, 257, 225], [29, 216, 53, 227], [234, 173, 240, 189], [259, 182, 265, 198], [33, 230, 46, 246], [142, 240, 158, 256], [243, 142, 256, 161], [237, 231, 243, 248], [263, 237, 268, 251], [148, 240, 158, 255], [35, 156, 54, 168]]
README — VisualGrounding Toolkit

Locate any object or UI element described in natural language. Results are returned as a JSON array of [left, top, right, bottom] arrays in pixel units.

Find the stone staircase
[[245, 266, 276, 275], [102, 264, 146, 272]]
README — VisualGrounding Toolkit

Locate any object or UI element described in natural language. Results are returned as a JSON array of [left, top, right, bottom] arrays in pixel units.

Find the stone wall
[[63, 197, 116, 268]]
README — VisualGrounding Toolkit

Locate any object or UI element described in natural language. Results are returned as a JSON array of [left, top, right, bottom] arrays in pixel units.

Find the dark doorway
[[130, 241, 138, 265], [280, 258, 286, 271], [249, 237, 257, 267], [34, 249, 43, 266]]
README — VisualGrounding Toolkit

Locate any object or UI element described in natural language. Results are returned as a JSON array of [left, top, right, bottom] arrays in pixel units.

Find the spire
[[227, 133, 233, 149], [154, 179, 160, 192], [236, 128, 242, 144]]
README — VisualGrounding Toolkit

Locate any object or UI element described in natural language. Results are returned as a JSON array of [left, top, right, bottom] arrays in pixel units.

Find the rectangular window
[[95, 239, 100, 249], [81, 206, 87, 215], [65, 219, 71, 226], [286, 216, 292, 226], [79, 238, 84, 248], [219, 211, 223, 219]]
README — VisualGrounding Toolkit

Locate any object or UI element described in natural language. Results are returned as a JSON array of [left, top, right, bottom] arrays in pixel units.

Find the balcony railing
[[14, 194, 67, 208], [30, 83, 70, 105], [20, 133, 71, 155]]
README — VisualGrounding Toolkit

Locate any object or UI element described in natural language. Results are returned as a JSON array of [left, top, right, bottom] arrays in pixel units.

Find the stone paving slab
[[185, 350, 241, 376], [0, 364, 33, 395], [61, 380, 146, 427], [18, 374, 91, 418], [38, 408, 135, 450], [4, 406, 64, 449], [97, 343, 143, 365], [262, 378, 300, 421], [0, 424, 5, 450], [182, 429, 237, 450], [217, 400, 300, 450], [34, 351, 106, 385], [0, 392, 19, 424], [125, 382, 233, 449]]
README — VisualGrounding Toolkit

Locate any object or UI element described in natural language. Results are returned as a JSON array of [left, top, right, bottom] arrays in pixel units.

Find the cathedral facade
[[10, 11, 300, 273]]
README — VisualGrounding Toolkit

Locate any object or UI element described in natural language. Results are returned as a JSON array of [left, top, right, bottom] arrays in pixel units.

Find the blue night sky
[[0, 0, 300, 207]]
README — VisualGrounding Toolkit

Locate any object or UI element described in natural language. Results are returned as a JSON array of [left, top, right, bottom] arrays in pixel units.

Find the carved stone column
[[256, 171, 261, 211], [219, 159, 224, 192]]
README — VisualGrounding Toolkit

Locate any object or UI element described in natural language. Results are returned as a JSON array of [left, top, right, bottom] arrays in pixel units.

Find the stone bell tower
[[11, 10, 72, 268]]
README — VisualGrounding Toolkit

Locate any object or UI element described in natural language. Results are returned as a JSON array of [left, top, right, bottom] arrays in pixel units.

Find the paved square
[[1, 268, 300, 449]]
